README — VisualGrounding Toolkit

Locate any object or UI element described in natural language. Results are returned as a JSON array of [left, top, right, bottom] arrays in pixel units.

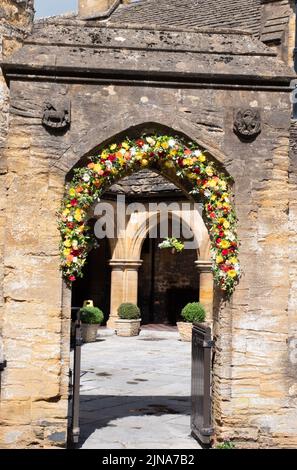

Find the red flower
[[136, 139, 145, 147], [67, 222, 74, 229], [222, 249, 229, 256], [69, 275, 76, 282], [194, 168, 200, 174], [108, 154, 116, 162], [216, 238, 222, 244], [177, 158, 183, 167], [209, 212, 216, 219], [219, 231, 225, 237], [70, 199, 78, 207]]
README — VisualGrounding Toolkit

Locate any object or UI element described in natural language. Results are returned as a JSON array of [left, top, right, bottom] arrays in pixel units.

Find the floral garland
[[58, 135, 241, 295]]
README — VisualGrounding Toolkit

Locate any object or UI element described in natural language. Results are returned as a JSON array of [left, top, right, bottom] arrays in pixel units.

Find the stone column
[[107, 259, 143, 328], [195, 260, 214, 323]]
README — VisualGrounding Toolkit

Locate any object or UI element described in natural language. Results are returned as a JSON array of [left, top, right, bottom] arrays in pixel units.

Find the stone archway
[[59, 131, 239, 296], [105, 205, 212, 328]]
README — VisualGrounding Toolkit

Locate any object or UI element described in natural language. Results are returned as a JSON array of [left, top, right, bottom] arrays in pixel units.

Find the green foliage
[[118, 303, 141, 320], [181, 302, 206, 323], [80, 306, 104, 324], [158, 237, 185, 252], [216, 441, 235, 449]]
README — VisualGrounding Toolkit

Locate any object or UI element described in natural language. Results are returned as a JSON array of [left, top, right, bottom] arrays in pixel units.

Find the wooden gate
[[69, 308, 82, 445], [191, 322, 214, 446]]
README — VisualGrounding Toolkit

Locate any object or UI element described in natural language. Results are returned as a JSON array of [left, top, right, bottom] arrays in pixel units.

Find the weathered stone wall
[[0, 0, 33, 369], [0, 73, 295, 448]]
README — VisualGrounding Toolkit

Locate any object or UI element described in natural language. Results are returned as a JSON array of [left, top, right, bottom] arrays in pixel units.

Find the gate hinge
[[0, 360, 7, 371], [200, 427, 215, 437], [203, 340, 215, 348]]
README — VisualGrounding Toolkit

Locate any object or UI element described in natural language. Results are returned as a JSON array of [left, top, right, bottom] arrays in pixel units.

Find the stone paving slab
[[78, 331, 201, 449]]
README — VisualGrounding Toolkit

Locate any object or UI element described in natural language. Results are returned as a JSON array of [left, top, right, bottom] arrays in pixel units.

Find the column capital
[[109, 259, 143, 270], [195, 260, 213, 273]]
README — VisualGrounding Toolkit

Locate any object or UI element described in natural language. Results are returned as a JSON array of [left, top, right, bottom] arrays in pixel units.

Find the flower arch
[[58, 134, 241, 295]]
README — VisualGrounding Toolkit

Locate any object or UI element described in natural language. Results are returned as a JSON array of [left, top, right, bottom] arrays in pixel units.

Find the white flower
[[142, 144, 149, 152], [67, 216, 73, 222], [194, 150, 202, 157], [204, 190, 211, 198], [225, 231, 235, 241], [146, 137, 156, 145], [83, 173, 90, 182], [130, 147, 136, 156], [105, 160, 113, 169], [73, 257, 78, 263], [120, 148, 126, 155], [168, 139, 176, 147]]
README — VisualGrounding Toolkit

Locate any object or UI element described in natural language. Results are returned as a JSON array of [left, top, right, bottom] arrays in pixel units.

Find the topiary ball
[[118, 303, 141, 320], [181, 302, 206, 323], [80, 306, 104, 324]]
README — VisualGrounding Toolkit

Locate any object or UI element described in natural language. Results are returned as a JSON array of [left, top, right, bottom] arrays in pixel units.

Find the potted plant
[[177, 302, 206, 342], [158, 237, 185, 255], [80, 306, 104, 343], [115, 303, 141, 337]]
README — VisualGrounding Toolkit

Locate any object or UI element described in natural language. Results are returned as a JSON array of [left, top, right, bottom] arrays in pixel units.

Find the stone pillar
[[108, 259, 143, 328], [195, 260, 214, 323]]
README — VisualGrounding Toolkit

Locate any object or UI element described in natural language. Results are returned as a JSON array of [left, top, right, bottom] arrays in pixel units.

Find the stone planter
[[177, 322, 193, 342], [115, 319, 141, 337], [81, 323, 99, 343]]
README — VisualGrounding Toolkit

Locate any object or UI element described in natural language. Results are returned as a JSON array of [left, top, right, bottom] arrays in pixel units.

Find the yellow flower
[[227, 270, 237, 278], [161, 142, 169, 150], [183, 158, 193, 166], [223, 220, 230, 229], [211, 195, 217, 201], [205, 166, 214, 176], [188, 172, 197, 180], [141, 159, 149, 167], [216, 255, 224, 264], [218, 217, 225, 224], [230, 257, 238, 265], [63, 208, 70, 217], [220, 240, 230, 249], [110, 144, 117, 151], [198, 154, 206, 162], [122, 142, 130, 150], [64, 239, 72, 248], [63, 248, 71, 256], [208, 179, 217, 188], [93, 163, 102, 173], [74, 208, 82, 222], [69, 188, 76, 197]]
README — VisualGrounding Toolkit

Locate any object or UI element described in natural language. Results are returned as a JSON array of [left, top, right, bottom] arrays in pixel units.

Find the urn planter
[[115, 319, 141, 337], [81, 323, 100, 343], [177, 322, 193, 342]]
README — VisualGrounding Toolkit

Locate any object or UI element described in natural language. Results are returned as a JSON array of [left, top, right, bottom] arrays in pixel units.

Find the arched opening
[[138, 235, 198, 326], [63, 128, 239, 448]]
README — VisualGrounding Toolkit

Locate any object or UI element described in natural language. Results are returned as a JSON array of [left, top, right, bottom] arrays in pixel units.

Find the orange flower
[[88, 163, 95, 169]]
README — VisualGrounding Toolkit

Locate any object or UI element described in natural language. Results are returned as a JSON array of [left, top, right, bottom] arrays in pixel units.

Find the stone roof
[[109, 0, 262, 36]]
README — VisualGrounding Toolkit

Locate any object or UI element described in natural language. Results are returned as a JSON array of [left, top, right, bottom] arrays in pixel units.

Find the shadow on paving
[[77, 394, 191, 447]]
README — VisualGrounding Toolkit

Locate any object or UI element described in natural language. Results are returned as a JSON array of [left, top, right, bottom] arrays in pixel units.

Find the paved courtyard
[[77, 328, 201, 449]]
